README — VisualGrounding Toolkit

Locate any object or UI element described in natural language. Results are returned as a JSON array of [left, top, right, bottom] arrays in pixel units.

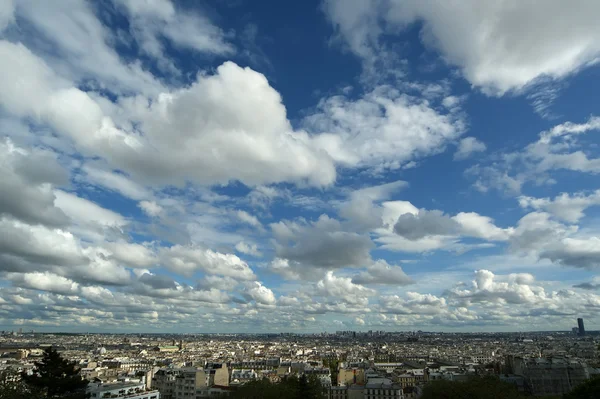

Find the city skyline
[[1, 0, 600, 333]]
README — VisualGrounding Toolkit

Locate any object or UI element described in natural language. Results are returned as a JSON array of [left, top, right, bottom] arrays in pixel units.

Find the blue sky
[[1, 0, 600, 333]]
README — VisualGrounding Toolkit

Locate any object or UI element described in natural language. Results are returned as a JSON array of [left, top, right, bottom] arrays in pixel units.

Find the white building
[[88, 381, 160, 399]]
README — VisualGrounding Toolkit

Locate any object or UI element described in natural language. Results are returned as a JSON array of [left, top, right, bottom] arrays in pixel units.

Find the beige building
[[338, 368, 365, 386], [153, 369, 178, 399], [175, 369, 206, 399], [163, 364, 230, 399], [395, 374, 416, 388]]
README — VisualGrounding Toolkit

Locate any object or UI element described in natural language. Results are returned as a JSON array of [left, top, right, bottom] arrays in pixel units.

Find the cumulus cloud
[[324, 0, 600, 94], [380, 292, 448, 316], [540, 238, 600, 269], [197, 276, 239, 292], [160, 245, 256, 280], [449, 270, 543, 305], [305, 85, 465, 171], [243, 282, 276, 305], [3, 0, 600, 332], [519, 190, 600, 223], [235, 210, 262, 229], [6, 272, 80, 296], [54, 190, 126, 229], [351, 260, 413, 285], [508, 212, 575, 254], [316, 271, 376, 305], [394, 210, 459, 240], [0, 139, 69, 227], [117, 61, 338, 187], [389, 206, 511, 250], [138, 200, 163, 217], [271, 214, 373, 269], [0, 218, 86, 267], [454, 137, 486, 160], [235, 242, 262, 257], [573, 277, 600, 290], [0, 0, 14, 31], [81, 165, 150, 200], [0, 41, 337, 188], [113, 0, 234, 72], [105, 242, 157, 268], [469, 117, 600, 194], [340, 180, 407, 231]]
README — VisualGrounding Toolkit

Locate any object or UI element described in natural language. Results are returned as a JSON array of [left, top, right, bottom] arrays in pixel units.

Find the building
[[578, 318, 586, 336], [174, 368, 207, 399], [152, 369, 178, 399], [230, 369, 258, 384], [507, 356, 592, 396], [87, 381, 160, 399], [154, 345, 180, 353], [156, 364, 229, 399], [364, 378, 404, 399], [205, 363, 229, 387], [338, 368, 365, 386], [395, 374, 416, 388]]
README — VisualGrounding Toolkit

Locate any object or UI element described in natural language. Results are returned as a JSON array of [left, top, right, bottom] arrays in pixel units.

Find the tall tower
[[577, 318, 585, 336]]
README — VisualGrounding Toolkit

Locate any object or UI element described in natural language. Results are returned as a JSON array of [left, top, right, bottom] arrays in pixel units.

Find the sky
[[1, 0, 600, 333]]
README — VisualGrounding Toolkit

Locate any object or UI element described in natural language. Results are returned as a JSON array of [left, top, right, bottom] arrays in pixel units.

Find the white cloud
[[243, 282, 276, 305], [6, 272, 79, 296], [0, 139, 69, 227], [305, 85, 465, 171], [236, 210, 262, 229], [13, 0, 162, 95], [375, 202, 511, 253], [574, 277, 600, 290], [105, 242, 157, 268], [540, 237, 600, 269], [114, 0, 234, 70], [0, 41, 337, 189], [454, 137, 486, 160], [266, 258, 302, 281], [122, 61, 337, 187], [324, 0, 600, 94], [519, 190, 600, 223], [316, 271, 376, 305], [138, 200, 163, 217], [468, 117, 600, 194], [509, 212, 575, 254], [235, 242, 262, 257], [160, 245, 256, 280], [0, 217, 85, 267], [271, 214, 373, 269], [53, 190, 126, 228], [340, 180, 407, 231], [248, 185, 288, 209], [380, 292, 449, 316], [394, 209, 459, 240], [452, 212, 513, 241], [351, 259, 413, 285], [197, 276, 239, 292], [0, 0, 14, 32], [82, 165, 150, 200]]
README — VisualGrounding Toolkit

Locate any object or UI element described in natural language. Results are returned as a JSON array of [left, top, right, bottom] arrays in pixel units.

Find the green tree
[[420, 376, 525, 399], [230, 378, 296, 399], [564, 376, 600, 399], [22, 347, 89, 399], [297, 374, 324, 399], [0, 369, 43, 399], [230, 374, 324, 399]]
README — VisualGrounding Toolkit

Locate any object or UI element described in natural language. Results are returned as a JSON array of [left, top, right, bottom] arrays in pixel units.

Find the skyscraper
[[577, 318, 585, 336]]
